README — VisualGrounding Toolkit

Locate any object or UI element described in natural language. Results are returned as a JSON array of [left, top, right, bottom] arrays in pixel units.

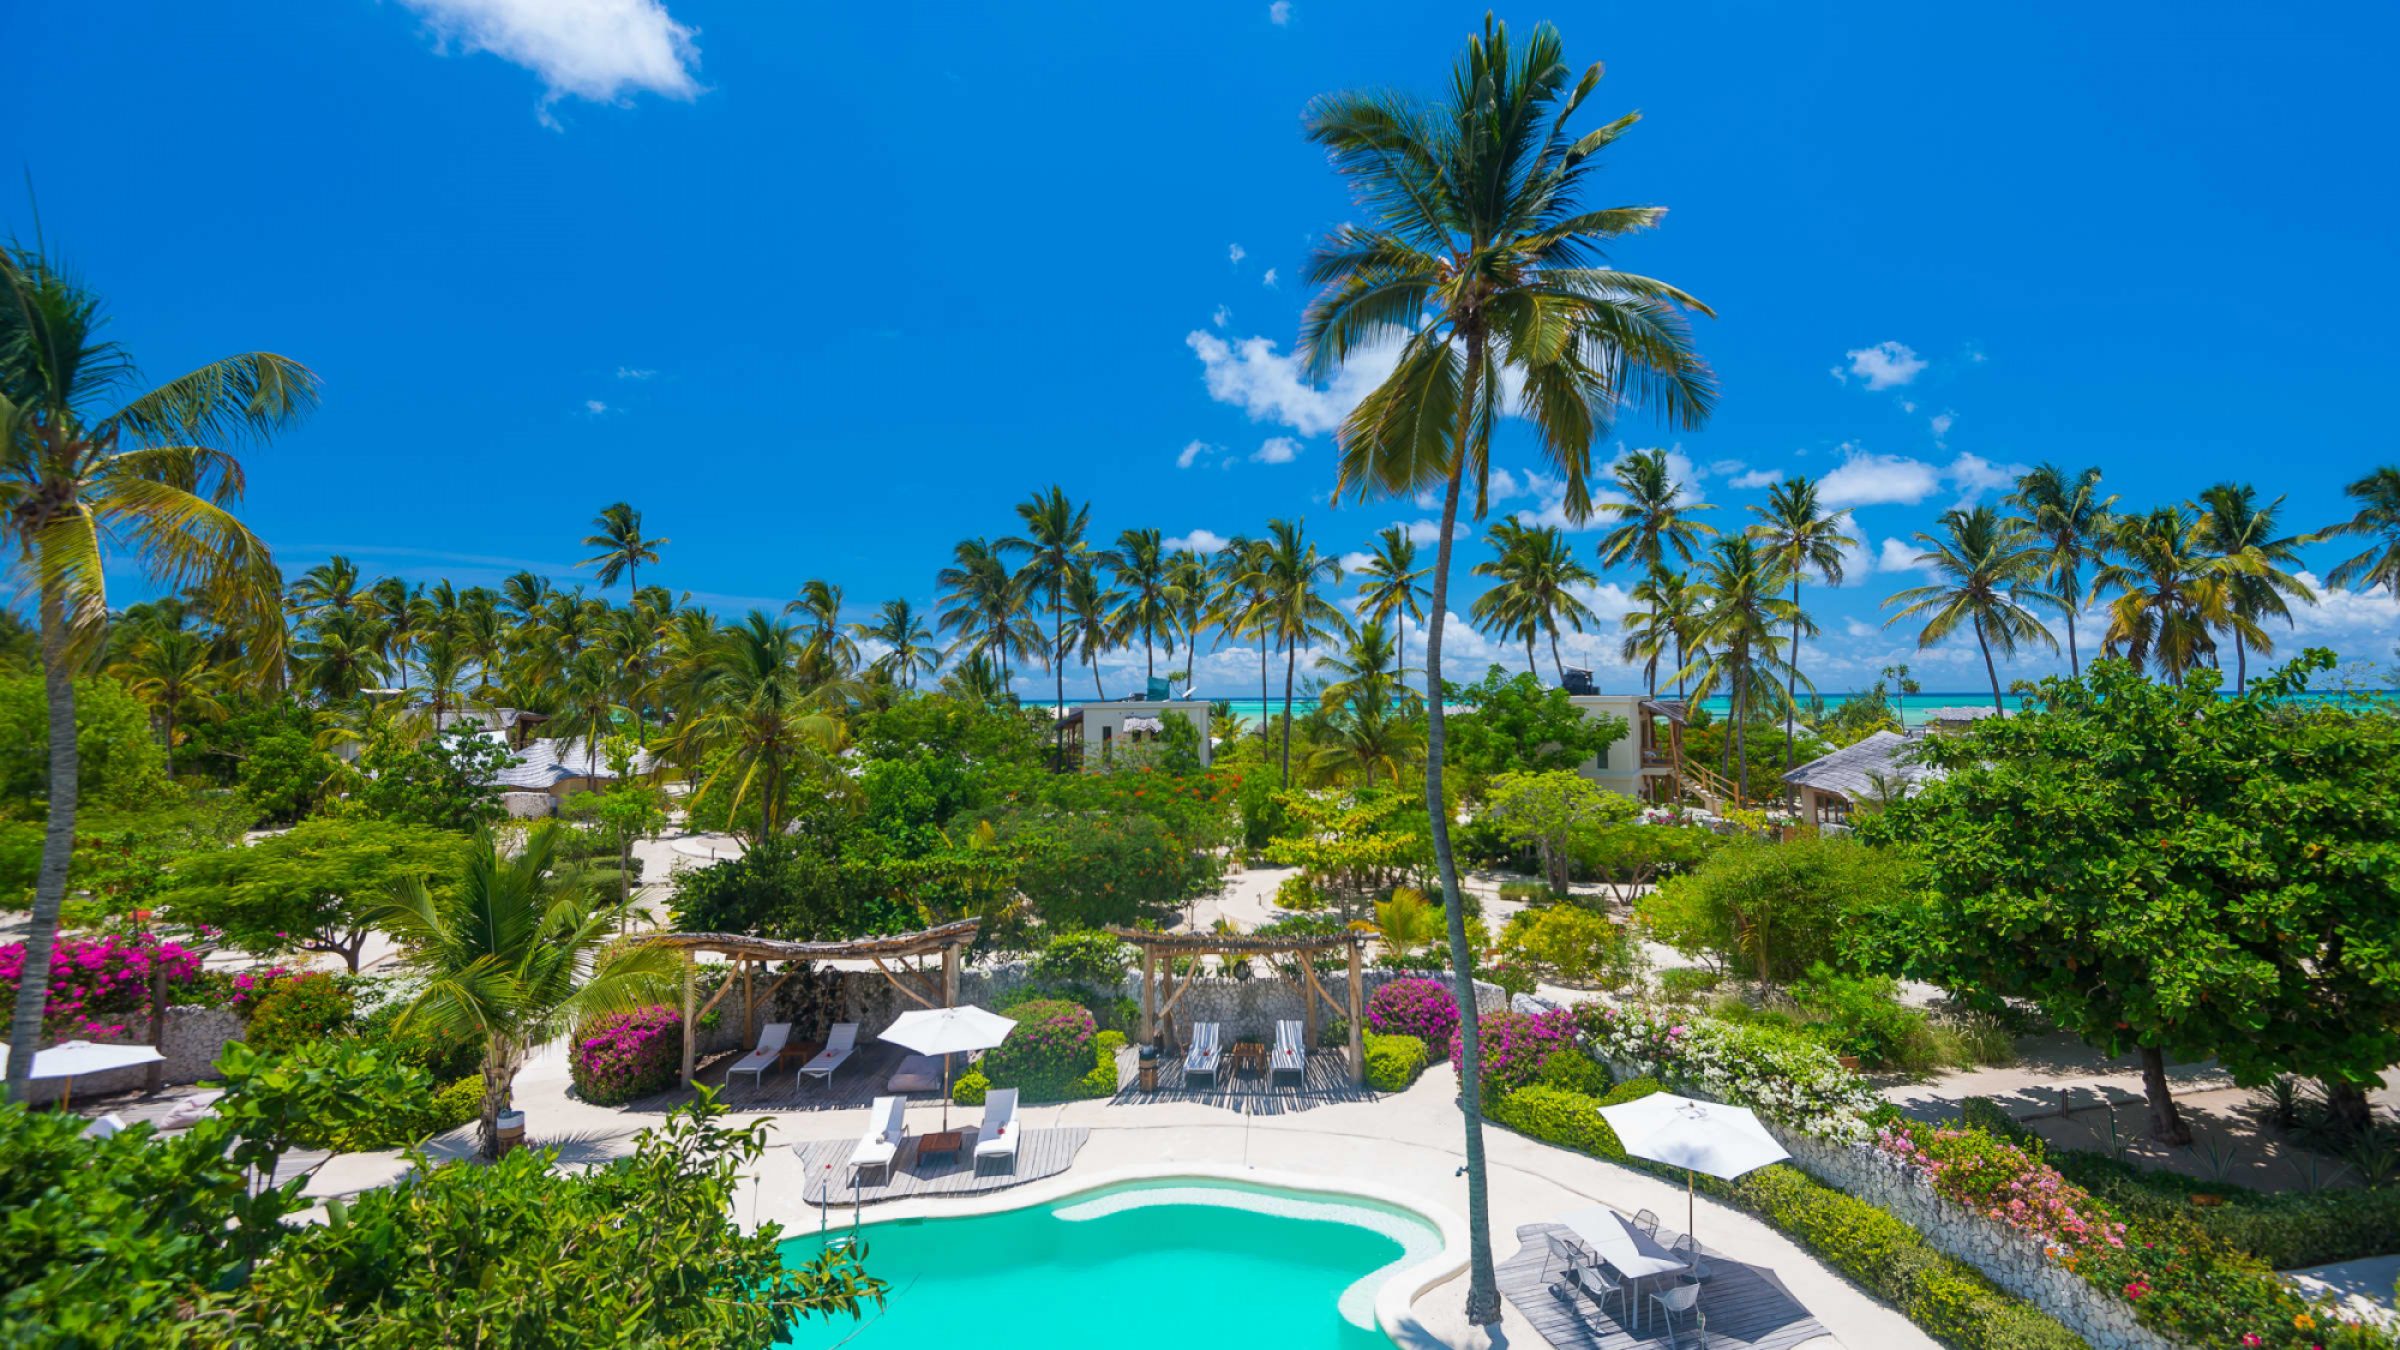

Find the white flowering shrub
[[1574, 1001, 1878, 1144]]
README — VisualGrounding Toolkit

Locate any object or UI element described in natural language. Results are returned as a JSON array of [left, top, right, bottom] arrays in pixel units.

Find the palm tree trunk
[[5, 585, 79, 1103], [2064, 597, 2080, 679], [1258, 633, 1271, 749], [1975, 617, 2004, 714], [1052, 584, 1066, 771], [1092, 658, 1105, 701], [1548, 630, 1565, 684], [1145, 632, 1154, 686], [1785, 576, 1801, 773], [1280, 640, 1298, 786], [478, 1040, 526, 1159], [2235, 639, 2247, 694], [1734, 664, 1749, 800], [1429, 327, 1500, 1327], [1396, 612, 1408, 706]]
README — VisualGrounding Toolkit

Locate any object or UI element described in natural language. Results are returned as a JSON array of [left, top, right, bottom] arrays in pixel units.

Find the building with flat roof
[[1066, 699, 1213, 770]]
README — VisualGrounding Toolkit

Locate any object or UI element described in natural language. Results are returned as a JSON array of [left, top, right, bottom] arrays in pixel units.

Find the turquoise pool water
[[779, 1180, 1441, 1348]]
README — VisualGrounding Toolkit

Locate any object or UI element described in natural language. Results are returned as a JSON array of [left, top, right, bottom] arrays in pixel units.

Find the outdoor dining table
[[1559, 1205, 1690, 1332]]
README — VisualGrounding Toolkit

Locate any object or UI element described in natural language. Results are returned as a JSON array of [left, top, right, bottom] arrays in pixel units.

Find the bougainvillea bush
[[0, 933, 200, 1040], [569, 1005, 683, 1106], [1877, 1121, 2125, 1258], [242, 971, 357, 1057], [1367, 976, 1459, 1048], [1576, 1000, 1878, 1143], [1448, 1007, 1579, 1097], [978, 997, 1097, 1101]]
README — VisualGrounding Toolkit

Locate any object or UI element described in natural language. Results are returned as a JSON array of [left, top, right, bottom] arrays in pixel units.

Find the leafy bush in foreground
[[1362, 1032, 1427, 1092], [570, 1005, 685, 1106], [978, 998, 1097, 1102]]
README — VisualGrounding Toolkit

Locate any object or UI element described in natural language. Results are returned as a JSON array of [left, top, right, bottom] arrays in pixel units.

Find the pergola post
[[941, 942, 959, 1009], [1345, 939, 1365, 1087], [741, 958, 756, 1048], [1140, 947, 1157, 1043], [679, 952, 697, 1088]]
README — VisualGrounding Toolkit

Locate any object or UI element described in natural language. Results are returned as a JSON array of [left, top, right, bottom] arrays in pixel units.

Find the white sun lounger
[[1271, 1019, 1306, 1083], [723, 1022, 792, 1091], [801, 1023, 859, 1088], [1184, 1022, 1223, 1086], [972, 1087, 1020, 1175], [849, 1094, 907, 1185]]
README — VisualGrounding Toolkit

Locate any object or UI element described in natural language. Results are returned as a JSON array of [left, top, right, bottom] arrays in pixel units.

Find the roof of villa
[[1781, 729, 1942, 801], [639, 918, 983, 962], [490, 735, 661, 790], [1105, 925, 1368, 955]]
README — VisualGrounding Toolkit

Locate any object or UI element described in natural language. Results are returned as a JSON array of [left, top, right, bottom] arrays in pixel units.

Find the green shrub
[[1499, 905, 1641, 988], [1362, 1033, 1428, 1092], [979, 998, 1097, 1102], [1076, 1031, 1127, 1097], [1495, 880, 1562, 905], [430, 1076, 483, 1134], [1654, 966, 1722, 1003], [1031, 931, 1134, 993], [950, 1070, 989, 1106], [356, 1001, 481, 1084], [1491, 1085, 1628, 1159], [1535, 1049, 1613, 1097], [243, 972, 355, 1057]]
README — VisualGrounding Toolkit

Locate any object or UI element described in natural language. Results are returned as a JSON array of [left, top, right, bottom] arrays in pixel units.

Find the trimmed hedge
[[950, 1070, 989, 1106], [1492, 1080, 2083, 1350], [1363, 1033, 1428, 1092]]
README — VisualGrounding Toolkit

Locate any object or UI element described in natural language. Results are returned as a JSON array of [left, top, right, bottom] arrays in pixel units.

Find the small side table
[[919, 1130, 965, 1167]]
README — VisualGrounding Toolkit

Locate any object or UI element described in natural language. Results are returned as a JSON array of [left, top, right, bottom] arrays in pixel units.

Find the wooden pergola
[[638, 918, 982, 1088], [1105, 926, 1369, 1086]]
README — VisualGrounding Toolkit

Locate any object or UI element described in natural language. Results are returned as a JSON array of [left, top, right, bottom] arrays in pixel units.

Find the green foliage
[[1481, 769, 1637, 893], [1637, 834, 1910, 986], [978, 997, 1099, 1102], [1499, 904, 1643, 988], [1030, 930, 1134, 994], [949, 1070, 990, 1106], [347, 726, 512, 832], [237, 727, 340, 825], [1861, 653, 2400, 1099], [0, 673, 171, 813], [1362, 1032, 1428, 1091], [162, 817, 470, 972], [243, 971, 357, 1057], [1006, 809, 1217, 931], [1490, 1084, 1630, 1158], [667, 835, 922, 941], [1535, 1048, 1615, 1097], [1261, 788, 1431, 919], [1079, 1030, 1127, 1096], [1233, 769, 1292, 849], [1442, 668, 1624, 791], [1655, 966, 1723, 1003], [1577, 823, 1722, 906]]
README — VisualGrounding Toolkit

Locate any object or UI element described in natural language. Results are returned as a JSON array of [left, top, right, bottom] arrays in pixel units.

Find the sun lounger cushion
[[886, 1054, 944, 1094]]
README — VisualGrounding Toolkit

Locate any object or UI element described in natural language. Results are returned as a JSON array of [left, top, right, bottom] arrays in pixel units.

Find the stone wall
[[14, 1006, 244, 1106], [1773, 1129, 2177, 1350]]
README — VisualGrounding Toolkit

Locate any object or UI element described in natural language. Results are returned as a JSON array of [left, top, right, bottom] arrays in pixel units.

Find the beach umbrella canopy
[[879, 1006, 1016, 1130], [1598, 1091, 1789, 1245], [0, 1040, 165, 1109]]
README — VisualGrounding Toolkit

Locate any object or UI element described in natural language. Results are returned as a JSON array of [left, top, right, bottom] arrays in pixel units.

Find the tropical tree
[[107, 627, 227, 768], [785, 579, 858, 676], [579, 501, 667, 591], [668, 612, 845, 841], [1306, 700, 1425, 786], [1295, 19, 1715, 1321], [1353, 525, 1429, 699], [1617, 567, 1696, 698], [2194, 482, 2315, 692], [2093, 506, 2226, 686], [1211, 533, 1275, 750], [853, 597, 938, 689], [1885, 505, 2058, 711], [1316, 618, 1409, 714], [935, 537, 1037, 687], [1245, 518, 1348, 785], [380, 823, 678, 1155], [0, 246, 313, 1101], [2006, 464, 2114, 677], [289, 555, 363, 619], [365, 576, 422, 691], [1105, 527, 1177, 687], [1599, 446, 1717, 695], [1164, 547, 1214, 683], [1748, 476, 1853, 770], [1064, 557, 1121, 700], [1472, 520, 1597, 681], [1675, 537, 1799, 787], [998, 487, 1091, 769], [2324, 466, 2400, 603]]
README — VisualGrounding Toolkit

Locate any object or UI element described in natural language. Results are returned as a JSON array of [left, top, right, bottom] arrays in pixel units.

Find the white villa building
[[1067, 699, 1213, 770]]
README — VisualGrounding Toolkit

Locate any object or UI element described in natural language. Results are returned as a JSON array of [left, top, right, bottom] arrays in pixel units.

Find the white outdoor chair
[[1183, 1023, 1223, 1086], [723, 1022, 792, 1091], [1270, 1019, 1306, 1084], [800, 1023, 859, 1089], [972, 1087, 1021, 1175], [848, 1094, 907, 1186], [1669, 1231, 1715, 1282], [1651, 1281, 1702, 1347]]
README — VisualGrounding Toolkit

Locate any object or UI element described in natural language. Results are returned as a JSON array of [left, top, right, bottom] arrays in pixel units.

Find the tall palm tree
[[669, 611, 845, 841], [935, 537, 1038, 688], [1296, 21, 1715, 1317], [1618, 567, 1695, 698], [381, 823, 677, 1156], [1674, 538, 1800, 789], [1472, 520, 1598, 681], [1316, 618, 1410, 714], [417, 629, 467, 733], [2092, 506, 2232, 686], [853, 598, 938, 689], [290, 555, 363, 618], [1885, 506, 2058, 711], [501, 569, 553, 627], [1353, 525, 1429, 702], [108, 628, 227, 769], [2194, 483, 2315, 693], [0, 245, 312, 1101], [785, 579, 858, 676], [1748, 476, 1852, 770], [1468, 519, 1544, 670], [2324, 466, 2400, 603], [1599, 447, 1718, 692], [2006, 464, 2114, 678], [1164, 547, 1214, 688], [579, 501, 667, 592], [1246, 519, 1349, 785], [1306, 699, 1425, 787], [365, 576, 421, 691], [457, 591, 511, 698], [1065, 558, 1121, 701], [998, 487, 1091, 770], [1211, 534, 1275, 749], [1105, 527, 1177, 688]]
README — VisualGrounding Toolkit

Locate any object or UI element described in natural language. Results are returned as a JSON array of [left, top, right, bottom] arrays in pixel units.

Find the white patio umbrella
[[879, 1005, 1016, 1131], [1598, 1091, 1788, 1247], [0, 1040, 165, 1111]]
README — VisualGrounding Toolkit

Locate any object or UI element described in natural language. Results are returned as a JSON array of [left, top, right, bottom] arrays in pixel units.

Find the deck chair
[[1270, 1019, 1306, 1084], [1184, 1022, 1223, 1086], [800, 1023, 859, 1088], [1631, 1207, 1661, 1237], [1669, 1231, 1714, 1282], [723, 1022, 792, 1091], [848, 1094, 907, 1186], [1650, 1281, 1702, 1347], [972, 1087, 1021, 1175]]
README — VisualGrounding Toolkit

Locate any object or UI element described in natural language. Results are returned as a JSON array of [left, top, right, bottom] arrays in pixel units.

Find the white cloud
[[583, 399, 609, 414], [1820, 448, 1943, 508], [1835, 340, 1928, 390], [1877, 537, 1926, 574], [1261, 267, 1279, 288], [1186, 329, 1402, 437], [1704, 459, 1746, 478], [1729, 467, 1783, 490], [398, 0, 701, 118], [1211, 305, 1230, 328], [1175, 439, 1210, 470], [1268, 0, 1291, 23], [1228, 243, 1247, 265], [1339, 550, 1375, 572], [615, 365, 655, 380], [1165, 528, 1231, 553], [1252, 436, 1302, 465], [1945, 451, 2026, 505], [1929, 409, 1956, 446], [1400, 519, 1445, 545]]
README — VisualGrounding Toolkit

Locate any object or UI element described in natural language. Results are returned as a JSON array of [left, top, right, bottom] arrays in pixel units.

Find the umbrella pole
[[1687, 1168, 1696, 1250], [941, 1057, 951, 1133]]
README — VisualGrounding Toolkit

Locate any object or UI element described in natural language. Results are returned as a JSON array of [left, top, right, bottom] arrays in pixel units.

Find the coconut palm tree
[[1472, 520, 1598, 681], [1295, 20, 1715, 1318], [998, 487, 1091, 770], [381, 823, 678, 1156], [2324, 466, 2400, 604], [1885, 506, 2058, 711], [579, 501, 667, 592], [1316, 618, 1410, 715], [785, 579, 858, 677], [2006, 464, 2114, 678], [417, 629, 467, 734], [457, 591, 511, 699], [1104, 527, 1177, 688], [2093, 505, 2239, 686], [1468, 519, 1544, 670], [365, 576, 422, 692], [108, 627, 227, 769], [1210, 534, 1275, 749], [669, 611, 845, 842], [1306, 700, 1425, 787], [1164, 547, 1213, 686], [853, 598, 938, 689], [1599, 448, 1717, 689], [935, 537, 1038, 688], [1064, 558, 1121, 701], [501, 570, 553, 627], [289, 555, 363, 619], [1674, 537, 1800, 789], [940, 652, 1010, 705], [2193, 483, 2315, 693], [1748, 476, 1852, 771], [0, 245, 312, 1100], [1353, 525, 1429, 701], [1617, 568, 1694, 698], [1244, 519, 1349, 785]]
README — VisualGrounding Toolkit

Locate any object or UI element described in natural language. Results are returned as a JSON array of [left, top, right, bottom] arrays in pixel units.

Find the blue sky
[[9, 2, 2398, 697]]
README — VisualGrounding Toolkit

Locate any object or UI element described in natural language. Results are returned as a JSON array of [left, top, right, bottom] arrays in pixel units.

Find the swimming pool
[[779, 1178, 1444, 1348]]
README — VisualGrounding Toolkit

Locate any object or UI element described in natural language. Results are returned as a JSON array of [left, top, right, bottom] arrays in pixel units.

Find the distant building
[[1566, 694, 1687, 802], [490, 735, 663, 816], [1781, 729, 1943, 828], [1067, 699, 1213, 771]]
